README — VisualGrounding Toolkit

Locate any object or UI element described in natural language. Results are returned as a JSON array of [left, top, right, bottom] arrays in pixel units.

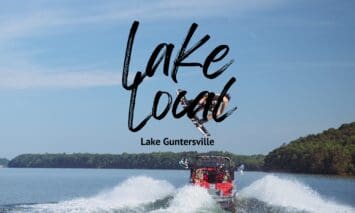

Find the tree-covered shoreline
[[4, 122, 355, 176], [8, 151, 264, 171], [264, 122, 355, 176]]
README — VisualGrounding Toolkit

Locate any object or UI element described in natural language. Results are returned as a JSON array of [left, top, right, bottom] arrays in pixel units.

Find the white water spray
[[30, 176, 175, 212], [239, 175, 355, 213], [153, 185, 218, 213]]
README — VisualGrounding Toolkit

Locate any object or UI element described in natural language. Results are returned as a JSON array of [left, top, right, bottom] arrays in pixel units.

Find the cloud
[[0, 67, 120, 89], [0, 0, 282, 89]]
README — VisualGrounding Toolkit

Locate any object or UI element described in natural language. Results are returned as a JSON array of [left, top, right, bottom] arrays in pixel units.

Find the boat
[[179, 155, 238, 212]]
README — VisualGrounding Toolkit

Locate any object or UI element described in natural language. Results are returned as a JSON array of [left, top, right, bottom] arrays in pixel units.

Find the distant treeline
[[5, 122, 355, 176], [8, 151, 265, 171], [0, 158, 9, 167], [264, 122, 355, 176]]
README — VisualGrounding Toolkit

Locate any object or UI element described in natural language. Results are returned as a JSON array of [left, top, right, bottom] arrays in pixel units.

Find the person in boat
[[193, 168, 210, 189], [187, 93, 231, 124], [215, 164, 225, 183], [195, 168, 204, 182], [223, 170, 231, 183]]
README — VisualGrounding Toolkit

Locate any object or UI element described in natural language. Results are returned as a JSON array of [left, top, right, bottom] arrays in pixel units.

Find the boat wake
[[21, 176, 175, 212], [152, 185, 220, 213], [238, 175, 355, 213], [4, 174, 354, 213], [13, 176, 220, 213]]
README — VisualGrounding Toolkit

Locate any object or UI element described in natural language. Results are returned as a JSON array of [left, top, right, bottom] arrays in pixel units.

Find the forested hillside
[[264, 122, 355, 176], [0, 158, 9, 167]]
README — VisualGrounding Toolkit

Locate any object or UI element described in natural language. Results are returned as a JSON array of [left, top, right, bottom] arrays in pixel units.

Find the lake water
[[0, 168, 354, 212]]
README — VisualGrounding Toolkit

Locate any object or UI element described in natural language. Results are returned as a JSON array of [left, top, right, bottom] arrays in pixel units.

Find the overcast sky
[[0, 0, 354, 158]]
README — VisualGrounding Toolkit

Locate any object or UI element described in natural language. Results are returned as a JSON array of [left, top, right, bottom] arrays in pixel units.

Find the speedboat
[[180, 155, 238, 212]]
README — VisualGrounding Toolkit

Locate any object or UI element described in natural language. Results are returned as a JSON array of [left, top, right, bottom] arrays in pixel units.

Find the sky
[[0, 0, 354, 159]]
